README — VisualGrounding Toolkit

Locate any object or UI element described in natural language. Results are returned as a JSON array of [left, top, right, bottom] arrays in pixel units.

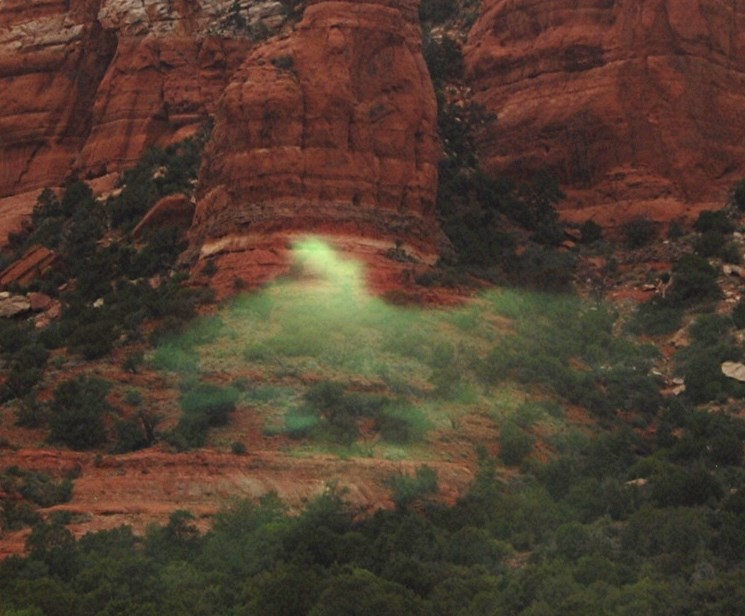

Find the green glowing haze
[[152, 237, 657, 459]]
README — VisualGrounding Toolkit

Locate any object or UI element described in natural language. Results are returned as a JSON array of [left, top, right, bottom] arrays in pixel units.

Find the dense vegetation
[[3, 400, 745, 616]]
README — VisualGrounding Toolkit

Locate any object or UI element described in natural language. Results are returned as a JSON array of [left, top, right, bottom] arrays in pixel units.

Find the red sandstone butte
[[465, 0, 745, 229], [189, 0, 442, 289]]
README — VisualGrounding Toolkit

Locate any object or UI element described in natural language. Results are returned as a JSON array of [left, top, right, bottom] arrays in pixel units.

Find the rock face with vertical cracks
[[0, 0, 272, 222], [0, 0, 115, 198], [465, 0, 745, 228], [190, 0, 441, 288]]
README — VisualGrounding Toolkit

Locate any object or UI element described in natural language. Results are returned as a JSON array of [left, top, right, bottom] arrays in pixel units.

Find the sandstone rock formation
[[0, 447, 474, 559], [190, 0, 442, 289], [465, 0, 745, 228], [0, 246, 60, 287], [0, 292, 31, 318], [132, 193, 195, 239], [0, 0, 280, 234]]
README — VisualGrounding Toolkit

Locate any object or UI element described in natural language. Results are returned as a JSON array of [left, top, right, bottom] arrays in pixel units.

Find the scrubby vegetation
[[0, 136, 212, 450], [4, 401, 745, 616], [0, 467, 73, 535]]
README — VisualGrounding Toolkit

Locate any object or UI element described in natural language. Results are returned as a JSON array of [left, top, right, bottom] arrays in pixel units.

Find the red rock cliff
[[0, 0, 275, 232], [465, 0, 745, 226], [190, 0, 441, 287]]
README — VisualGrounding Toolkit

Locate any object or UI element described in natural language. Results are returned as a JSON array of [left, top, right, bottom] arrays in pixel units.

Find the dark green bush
[[695, 231, 728, 258], [231, 441, 247, 455], [112, 417, 150, 454], [666, 254, 721, 307], [386, 465, 439, 509], [733, 299, 745, 329], [622, 217, 657, 248], [628, 301, 684, 336], [423, 35, 464, 83], [420, 0, 457, 23], [729, 179, 745, 210], [499, 421, 534, 466], [694, 210, 735, 235], [180, 383, 239, 427], [1, 467, 73, 509], [48, 376, 112, 450], [172, 383, 239, 448], [580, 219, 603, 244]]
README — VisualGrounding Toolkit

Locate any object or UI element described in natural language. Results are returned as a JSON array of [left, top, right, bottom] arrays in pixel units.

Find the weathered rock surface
[[465, 0, 745, 228], [0, 245, 60, 287], [132, 193, 195, 239], [190, 0, 442, 289], [0, 448, 474, 559], [0, 292, 31, 318], [0, 0, 275, 228], [722, 361, 745, 383]]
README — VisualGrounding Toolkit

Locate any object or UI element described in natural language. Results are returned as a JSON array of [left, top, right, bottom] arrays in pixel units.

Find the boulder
[[0, 292, 31, 318], [722, 361, 745, 382]]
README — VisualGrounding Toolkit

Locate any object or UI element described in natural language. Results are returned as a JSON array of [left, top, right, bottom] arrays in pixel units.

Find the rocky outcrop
[[0, 448, 474, 558], [465, 0, 745, 228], [132, 193, 195, 239], [0, 292, 31, 318], [190, 0, 441, 289], [0, 0, 280, 225], [0, 246, 60, 287]]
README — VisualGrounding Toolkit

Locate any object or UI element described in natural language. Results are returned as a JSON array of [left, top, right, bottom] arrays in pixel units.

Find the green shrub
[[695, 231, 728, 258], [423, 35, 464, 83], [112, 417, 150, 454], [172, 383, 239, 449], [386, 465, 439, 509], [666, 254, 721, 307], [48, 376, 112, 450], [1, 467, 73, 508], [729, 178, 745, 210], [420, 0, 457, 23], [676, 321, 740, 403], [667, 220, 685, 239], [180, 383, 239, 427], [15, 395, 46, 428], [579, 219, 603, 244], [499, 421, 535, 466], [694, 210, 735, 234], [733, 299, 745, 329], [622, 217, 657, 248], [67, 320, 117, 359], [271, 55, 294, 71], [231, 441, 247, 455]]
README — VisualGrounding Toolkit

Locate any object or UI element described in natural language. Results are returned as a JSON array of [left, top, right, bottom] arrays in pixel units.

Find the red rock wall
[[0, 0, 115, 198], [465, 0, 745, 226], [191, 0, 441, 284], [0, 0, 264, 200]]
